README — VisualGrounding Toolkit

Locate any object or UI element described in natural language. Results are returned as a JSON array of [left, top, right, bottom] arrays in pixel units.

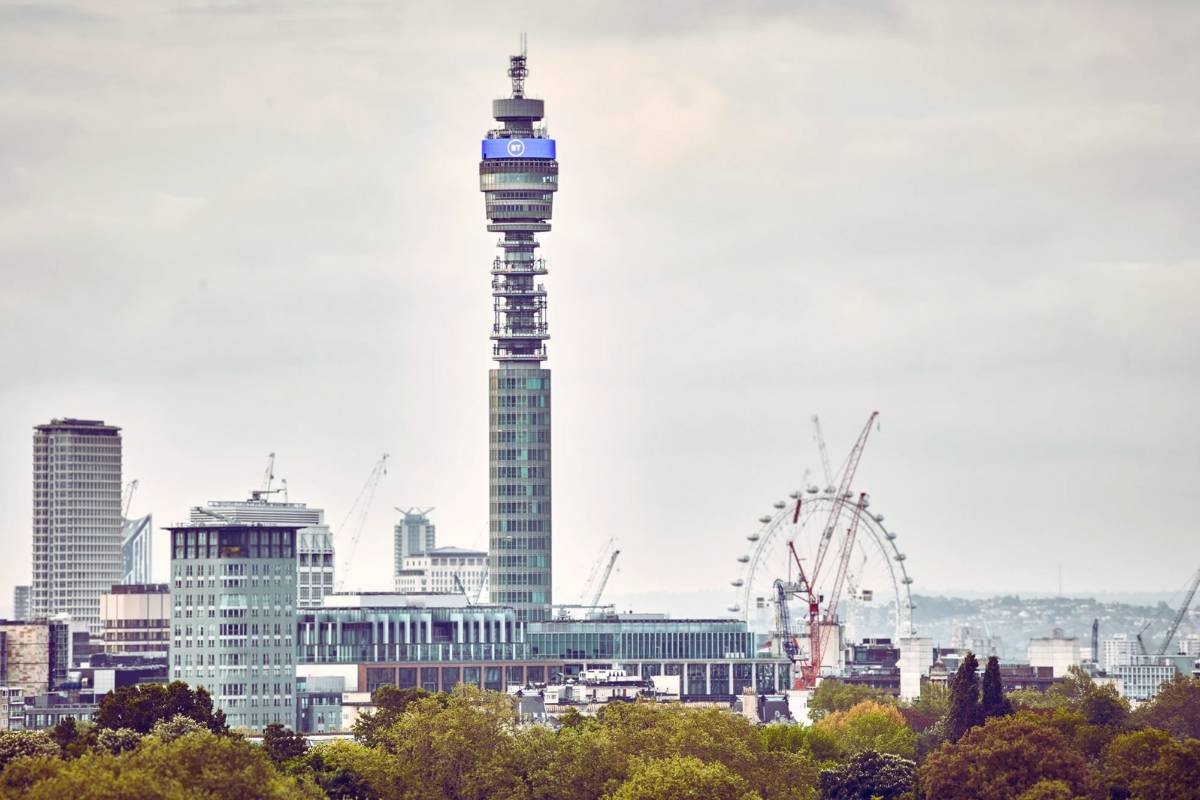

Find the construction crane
[[578, 538, 615, 605], [811, 415, 836, 493], [774, 579, 799, 662], [251, 479, 288, 502], [1156, 567, 1200, 656], [781, 411, 880, 689], [807, 411, 879, 588], [262, 452, 277, 493], [588, 549, 621, 608], [334, 454, 390, 591], [121, 479, 139, 521], [1136, 621, 1151, 656], [824, 492, 870, 627], [453, 574, 473, 606]]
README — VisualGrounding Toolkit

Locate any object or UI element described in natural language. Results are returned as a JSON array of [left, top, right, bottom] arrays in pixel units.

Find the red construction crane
[[784, 411, 880, 689]]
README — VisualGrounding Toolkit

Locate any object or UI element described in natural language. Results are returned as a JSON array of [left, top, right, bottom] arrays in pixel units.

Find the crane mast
[[588, 549, 621, 608], [1156, 567, 1200, 656], [334, 454, 390, 591], [121, 479, 139, 521], [824, 492, 870, 625], [809, 412, 879, 588], [811, 415, 836, 493]]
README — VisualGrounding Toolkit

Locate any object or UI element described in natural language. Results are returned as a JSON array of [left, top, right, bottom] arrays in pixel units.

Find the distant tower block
[[480, 46, 558, 622]]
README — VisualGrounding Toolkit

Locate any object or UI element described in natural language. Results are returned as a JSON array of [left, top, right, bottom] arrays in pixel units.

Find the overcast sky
[[2, 1, 1198, 617]]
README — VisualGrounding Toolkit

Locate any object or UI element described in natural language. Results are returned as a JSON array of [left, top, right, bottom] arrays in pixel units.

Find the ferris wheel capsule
[[747, 533, 760, 542], [873, 514, 884, 522], [731, 579, 744, 587], [773, 501, 786, 509], [728, 605, 741, 613], [758, 515, 772, 524], [807, 485, 819, 494], [737, 555, 750, 563]]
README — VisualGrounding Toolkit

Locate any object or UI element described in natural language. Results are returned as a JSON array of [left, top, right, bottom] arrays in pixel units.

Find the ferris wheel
[[728, 414, 916, 654]]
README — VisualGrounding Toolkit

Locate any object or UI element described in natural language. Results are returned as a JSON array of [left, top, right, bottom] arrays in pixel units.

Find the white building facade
[[31, 418, 124, 633], [1028, 633, 1081, 678], [395, 547, 487, 599]]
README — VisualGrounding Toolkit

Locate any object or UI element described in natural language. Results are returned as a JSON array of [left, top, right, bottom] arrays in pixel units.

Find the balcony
[[493, 348, 546, 361], [491, 261, 548, 276], [491, 280, 547, 297], [491, 325, 548, 340]]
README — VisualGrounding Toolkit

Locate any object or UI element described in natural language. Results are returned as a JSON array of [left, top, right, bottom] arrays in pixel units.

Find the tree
[[610, 756, 761, 800], [48, 717, 96, 759], [1101, 728, 1200, 800], [92, 728, 140, 756], [149, 714, 206, 742], [818, 750, 916, 800], [0, 731, 60, 772], [351, 685, 441, 747], [808, 680, 892, 722], [0, 729, 324, 800], [93, 681, 227, 734], [1015, 779, 1084, 800], [919, 714, 1101, 800], [814, 701, 916, 761], [903, 682, 949, 732], [981, 656, 1013, 720], [367, 685, 525, 800], [300, 740, 389, 800], [262, 722, 308, 765], [1134, 675, 1200, 739], [946, 652, 982, 742]]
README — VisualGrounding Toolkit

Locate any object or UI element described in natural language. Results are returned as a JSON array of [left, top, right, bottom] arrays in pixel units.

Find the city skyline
[[2, 2, 1199, 613]]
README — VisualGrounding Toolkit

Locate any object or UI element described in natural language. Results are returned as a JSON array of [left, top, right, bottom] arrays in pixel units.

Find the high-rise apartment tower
[[31, 418, 123, 633], [481, 50, 558, 622]]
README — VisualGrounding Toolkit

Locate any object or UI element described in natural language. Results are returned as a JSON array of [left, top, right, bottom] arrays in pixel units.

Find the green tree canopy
[[0, 731, 59, 772], [919, 713, 1101, 800], [818, 749, 916, 800], [808, 680, 893, 722], [814, 701, 916, 761], [262, 722, 308, 765], [1101, 728, 1200, 800], [0, 729, 322, 800], [352, 685, 441, 747], [92, 681, 227, 734], [1134, 675, 1200, 739], [610, 755, 761, 800]]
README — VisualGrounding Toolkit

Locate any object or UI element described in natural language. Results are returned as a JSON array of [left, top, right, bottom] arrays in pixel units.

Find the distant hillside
[[605, 589, 1197, 661]]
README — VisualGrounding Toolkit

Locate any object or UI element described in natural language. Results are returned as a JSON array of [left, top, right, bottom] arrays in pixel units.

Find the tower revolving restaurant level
[[480, 83, 558, 362]]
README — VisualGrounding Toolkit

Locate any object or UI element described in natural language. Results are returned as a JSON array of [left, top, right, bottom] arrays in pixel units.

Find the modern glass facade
[[297, 604, 527, 665], [168, 524, 297, 731], [481, 51, 559, 623], [528, 619, 757, 662]]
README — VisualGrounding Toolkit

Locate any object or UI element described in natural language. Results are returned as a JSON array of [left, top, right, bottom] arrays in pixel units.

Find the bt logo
[[506, 139, 526, 157]]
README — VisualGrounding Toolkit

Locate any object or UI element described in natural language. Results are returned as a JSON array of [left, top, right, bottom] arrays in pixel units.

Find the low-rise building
[[1028, 631, 1081, 678], [0, 620, 69, 697], [395, 547, 488, 598], [100, 583, 170, 657]]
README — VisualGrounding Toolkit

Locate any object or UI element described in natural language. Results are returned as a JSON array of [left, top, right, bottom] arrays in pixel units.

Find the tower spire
[[508, 35, 528, 99]]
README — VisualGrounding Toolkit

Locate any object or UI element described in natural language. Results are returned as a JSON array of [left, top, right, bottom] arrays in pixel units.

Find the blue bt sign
[[481, 138, 557, 159]]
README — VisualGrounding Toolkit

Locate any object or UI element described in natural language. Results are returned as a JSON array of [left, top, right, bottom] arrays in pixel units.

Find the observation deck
[[480, 50, 558, 365]]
